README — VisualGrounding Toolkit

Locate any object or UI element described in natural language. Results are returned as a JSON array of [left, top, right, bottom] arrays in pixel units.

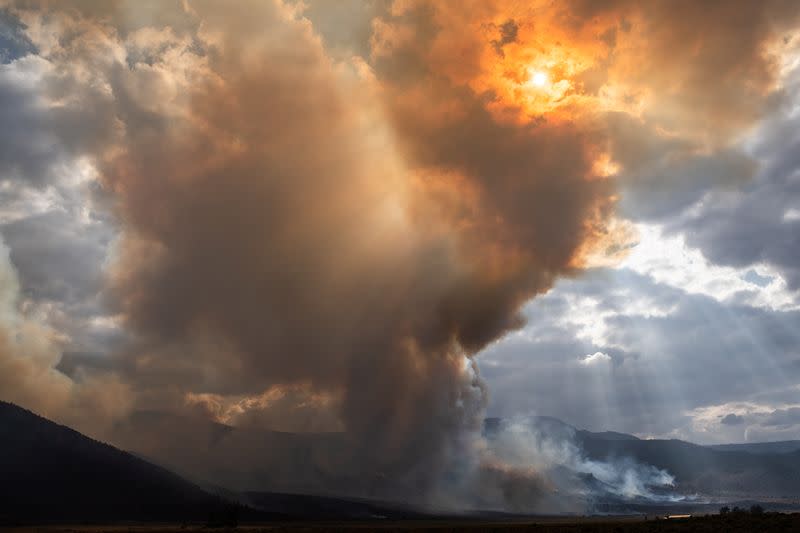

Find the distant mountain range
[[707, 441, 800, 455], [3, 401, 800, 524], [584, 435, 800, 496], [106, 409, 800, 504], [485, 416, 800, 501], [583, 436, 800, 499]]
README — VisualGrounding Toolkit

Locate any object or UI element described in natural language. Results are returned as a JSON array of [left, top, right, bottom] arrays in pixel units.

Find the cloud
[[184, 384, 344, 433], [0, 7, 34, 63], [490, 19, 518, 57], [580, 351, 612, 366], [0, 235, 131, 436], [675, 63, 800, 290], [2, 210, 109, 303], [720, 413, 745, 426], [0, 3, 132, 437], [762, 407, 800, 428], [480, 266, 800, 443], [620, 224, 798, 311], [0, 55, 65, 187]]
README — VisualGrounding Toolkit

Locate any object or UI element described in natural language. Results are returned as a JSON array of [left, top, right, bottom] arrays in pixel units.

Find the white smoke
[[478, 416, 684, 509]]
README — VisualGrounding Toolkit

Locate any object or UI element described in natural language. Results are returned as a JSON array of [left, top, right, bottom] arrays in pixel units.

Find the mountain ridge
[[0, 401, 234, 523], [4, 401, 800, 524], [0, 401, 440, 524]]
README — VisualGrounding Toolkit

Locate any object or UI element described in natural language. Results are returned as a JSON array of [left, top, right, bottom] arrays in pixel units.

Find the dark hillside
[[0, 401, 249, 524]]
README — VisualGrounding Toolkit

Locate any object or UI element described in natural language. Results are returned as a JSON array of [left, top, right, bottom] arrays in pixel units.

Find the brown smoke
[[88, 0, 613, 499]]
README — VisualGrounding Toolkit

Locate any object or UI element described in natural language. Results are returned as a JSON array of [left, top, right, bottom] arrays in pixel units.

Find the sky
[[1, 0, 800, 500]]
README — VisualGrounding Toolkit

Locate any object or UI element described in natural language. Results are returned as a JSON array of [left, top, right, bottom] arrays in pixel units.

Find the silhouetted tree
[[750, 504, 764, 515], [719, 506, 730, 515], [206, 498, 239, 528]]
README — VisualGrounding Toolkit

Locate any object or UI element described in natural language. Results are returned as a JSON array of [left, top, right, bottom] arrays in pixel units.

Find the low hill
[[0, 402, 435, 524], [707, 440, 800, 455], [0, 401, 249, 524], [484, 416, 800, 501], [576, 433, 800, 499]]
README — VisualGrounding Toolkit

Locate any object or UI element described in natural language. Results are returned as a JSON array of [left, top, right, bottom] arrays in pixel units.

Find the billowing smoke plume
[[93, 0, 610, 500], [1, 0, 799, 511]]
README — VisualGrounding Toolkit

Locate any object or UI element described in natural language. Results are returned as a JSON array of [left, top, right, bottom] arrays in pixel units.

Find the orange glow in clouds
[[404, 2, 649, 129], [529, 70, 548, 87], [483, 33, 613, 123]]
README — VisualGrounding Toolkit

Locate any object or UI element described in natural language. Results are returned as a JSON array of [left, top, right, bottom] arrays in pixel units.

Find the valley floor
[[6, 513, 800, 533]]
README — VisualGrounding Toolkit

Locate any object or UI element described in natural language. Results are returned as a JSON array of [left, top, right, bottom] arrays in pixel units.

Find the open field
[[6, 513, 800, 533]]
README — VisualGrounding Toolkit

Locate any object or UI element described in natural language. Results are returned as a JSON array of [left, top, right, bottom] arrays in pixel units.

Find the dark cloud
[[762, 407, 800, 427], [0, 57, 62, 187], [609, 113, 757, 221], [1, 210, 110, 303], [675, 70, 800, 289], [721, 413, 745, 426], [0, 7, 34, 63], [491, 19, 518, 56]]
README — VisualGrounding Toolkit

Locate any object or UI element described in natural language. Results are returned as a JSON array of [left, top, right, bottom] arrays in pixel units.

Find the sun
[[530, 71, 549, 87]]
